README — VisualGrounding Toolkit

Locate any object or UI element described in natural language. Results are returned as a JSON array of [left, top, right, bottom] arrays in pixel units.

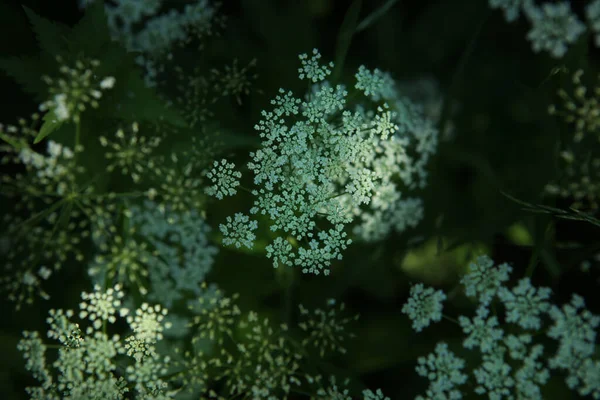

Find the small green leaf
[[34, 111, 65, 144], [0, 131, 25, 151], [332, 0, 362, 84], [506, 222, 534, 246]]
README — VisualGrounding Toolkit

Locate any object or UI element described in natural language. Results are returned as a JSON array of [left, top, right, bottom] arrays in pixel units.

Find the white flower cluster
[[547, 294, 600, 389], [88, 221, 151, 295], [204, 158, 242, 200], [0, 117, 91, 309], [498, 277, 552, 330], [81, 0, 222, 86], [587, 0, 600, 47], [489, 0, 533, 22], [129, 200, 218, 307], [489, 0, 590, 58], [298, 299, 359, 357], [362, 388, 390, 400], [459, 305, 504, 353], [17, 141, 76, 195], [401, 283, 446, 332], [525, 2, 586, 58], [187, 288, 385, 399], [298, 48, 334, 83], [405, 255, 600, 399], [79, 284, 128, 331], [415, 342, 468, 400], [355, 65, 395, 101], [461, 255, 512, 305], [545, 69, 600, 212], [219, 49, 437, 275], [211, 58, 258, 105], [151, 152, 207, 214], [17, 285, 174, 399], [219, 212, 258, 249], [127, 302, 171, 343], [312, 376, 352, 400], [99, 122, 161, 183]]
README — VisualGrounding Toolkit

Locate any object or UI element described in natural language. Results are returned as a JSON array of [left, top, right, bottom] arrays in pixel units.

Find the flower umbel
[[402, 283, 446, 332]]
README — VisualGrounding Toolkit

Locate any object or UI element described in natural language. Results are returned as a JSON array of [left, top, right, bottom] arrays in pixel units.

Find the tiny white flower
[[53, 93, 70, 121], [99, 76, 116, 89]]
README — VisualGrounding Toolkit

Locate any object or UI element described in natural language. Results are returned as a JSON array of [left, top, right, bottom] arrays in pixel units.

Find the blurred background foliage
[[1, 0, 599, 399]]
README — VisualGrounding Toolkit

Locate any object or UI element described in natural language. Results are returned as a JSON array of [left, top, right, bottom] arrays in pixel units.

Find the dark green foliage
[[1, 3, 186, 144], [1, 0, 599, 399]]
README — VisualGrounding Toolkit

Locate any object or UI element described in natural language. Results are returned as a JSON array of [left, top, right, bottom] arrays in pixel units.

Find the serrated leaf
[[67, 2, 111, 56], [332, 0, 362, 84], [34, 111, 65, 144], [0, 55, 47, 100], [22, 6, 70, 56]]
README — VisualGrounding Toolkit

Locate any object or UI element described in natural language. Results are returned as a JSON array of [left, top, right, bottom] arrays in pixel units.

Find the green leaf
[[22, 6, 70, 56], [0, 131, 25, 151], [0, 55, 47, 100], [34, 111, 65, 144], [77, 39, 187, 128], [67, 2, 111, 56], [332, 0, 362, 84], [505, 222, 534, 246]]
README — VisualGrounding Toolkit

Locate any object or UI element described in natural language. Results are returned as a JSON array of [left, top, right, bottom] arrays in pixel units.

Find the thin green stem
[[356, 0, 400, 33], [438, 10, 490, 136], [13, 197, 67, 237], [442, 314, 460, 325], [74, 119, 81, 163], [282, 268, 295, 327], [238, 185, 254, 194]]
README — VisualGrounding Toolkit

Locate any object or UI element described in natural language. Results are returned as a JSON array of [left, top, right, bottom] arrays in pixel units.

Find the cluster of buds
[[39, 56, 116, 123], [548, 69, 600, 143], [99, 122, 161, 183]]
